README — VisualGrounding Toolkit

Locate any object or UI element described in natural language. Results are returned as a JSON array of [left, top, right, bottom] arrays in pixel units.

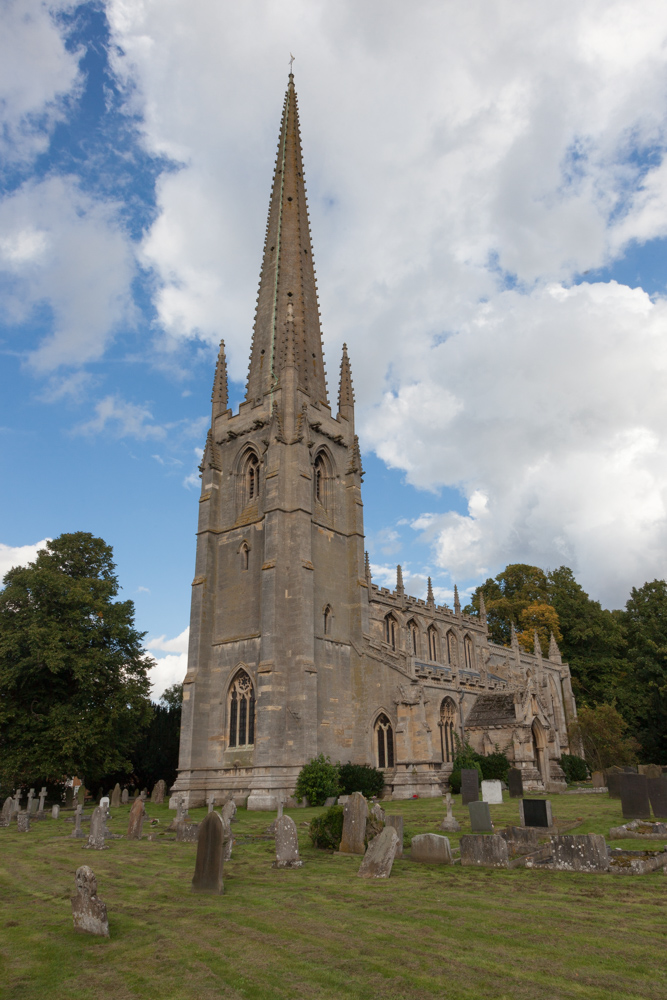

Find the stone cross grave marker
[[620, 773, 651, 820], [151, 779, 166, 804], [111, 784, 121, 808], [357, 826, 399, 879], [26, 789, 35, 814], [385, 814, 404, 857], [550, 834, 609, 872], [0, 797, 13, 827], [37, 787, 47, 814], [520, 799, 553, 828], [440, 792, 461, 832], [469, 800, 493, 832], [85, 806, 107, 850], [12, 791, 20, 815], [460, 834, 509, 868], [339, 791, 368, 855], [52, 804, 60, 820], [461, 769, 479, 806], [481, 779, 503, 805], [508, 768, 524, 798], [127, 796, 146, 839], [71, 866, 109, 937], [647, 777, 667, 819], [71, 804, 85, 838], [121, 788, 129, 805], [410, 833, 453, 864], [191, 811, 225, 894], [272, 815, 303, 868]]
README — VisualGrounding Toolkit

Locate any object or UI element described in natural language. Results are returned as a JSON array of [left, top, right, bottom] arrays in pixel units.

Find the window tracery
[[375, 713, 395, 769], [384, 614, 397, 650], [228, 670, 255, 748], [440, 697, 457, 763], [428, 625, 438, 661]]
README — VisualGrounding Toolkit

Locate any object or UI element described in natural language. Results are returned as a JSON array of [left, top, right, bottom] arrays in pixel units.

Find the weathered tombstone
[[71, 804, 85, 838], [65, 786, 74, 809], [176, 821, 200, 842], [644, 763, 663, 780], [151, 779, 166, 805], [440, 792, 461, 833], [37, 787, 47, 815], [121, 788, 129, 805], [220, 799, 237, 825], [85, 806, 107, 850], [76, 785, 85, 806], [461, 769, 480, 806], [339, 791, 368, 855], [191, 812, 225, 894], [0, 797, 13, 827], [51, 804, 60, 820], [272, 815, 303, 868], [127, 796, 146, 839], [207, 793, 216, 814], [26, 789, 35, 814], [17, 811, 30, 833], [410, 833, 453, 864], [366, 802, 385, 841], [324, 796, 337, 807], [133, 788, 140, 799], [111, 783, 121, 808], [591, 771, 606, 788], [358, 826, 399, 878], [100, 796, 110, 812], [519, 799, 553, 828], [385, 815, 404, 857], [647, 777, 667, 818], [460, 834, 509, 868], [550, 834, 609, 872], [71, 866, 109, 937], [141, 788, 148, 799], [481, 779, 503, 805], [508, 768, 524, 798], [605, 766, 623, 799], [500, 825, 539, 857], [619, 773, 651, 820], [468, 800, 493, 832]]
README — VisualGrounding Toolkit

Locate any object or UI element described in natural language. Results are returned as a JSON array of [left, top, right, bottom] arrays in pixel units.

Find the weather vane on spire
[[289, 53, 295, 74]]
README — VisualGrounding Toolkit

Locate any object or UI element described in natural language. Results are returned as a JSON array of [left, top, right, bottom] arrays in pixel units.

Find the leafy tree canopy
[[568, 704, 640, 771], [620, 580, 667, 762]]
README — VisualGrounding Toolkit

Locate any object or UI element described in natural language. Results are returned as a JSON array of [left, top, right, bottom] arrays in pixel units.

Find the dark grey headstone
[[606, 771, 621, 799], [192, 811, 225, 894], [410, 833, 453, 864], [550, 834, 609, 872], [357, 826, 398, 878], [508, 768, 524, 798], [71, 866, 109, 937], [647, 777, 667, 819], [460, 834, 509, 868], [385, 815, 404, 857], [520, 799, 552, 828], [461, 768, 480, 806], [84, 806, 107, 850], [619, 773, 651, 820], [468, 800, 493, 832]]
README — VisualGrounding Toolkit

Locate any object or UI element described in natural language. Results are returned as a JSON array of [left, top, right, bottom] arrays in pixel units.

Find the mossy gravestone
[[192, 811, 225, 894], [71, 866, 109, 937], [339, 792, 368, 855]]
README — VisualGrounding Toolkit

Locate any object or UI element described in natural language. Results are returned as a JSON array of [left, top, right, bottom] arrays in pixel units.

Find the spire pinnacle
[[533, 631, 542, 657], [427, 576, 434, 606], [479, 590, 487, 624], [511, 622, 520, 650], [548, 632, 562, 663], [365, 550, 372, 586], [454, 584, 461, 616], [396, 564, 404, 597], [211, 339, 228, 419], [338, 343, 355, 420]]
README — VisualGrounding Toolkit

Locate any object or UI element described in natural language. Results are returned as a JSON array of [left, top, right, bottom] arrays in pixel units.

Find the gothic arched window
[[314, 453, 326, 504], [408, 619, 419, 656], [384, 614, 397, 651], [428, 625, 438, 662], [445, 630, 455, 665], [323, 605, 333, 635], [440, 697, 457, 763], [375, 713, 395, 769], [228, 670, 255, 749], [240, 541, 250, 571], [464, 635, 474, 670], [243, 452, 260, 504]]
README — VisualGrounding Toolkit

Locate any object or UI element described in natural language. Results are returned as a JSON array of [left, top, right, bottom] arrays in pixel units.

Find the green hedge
[[309, 805, 344, 850], [338, 762, 384, 798], [559, 753, 589, 783]]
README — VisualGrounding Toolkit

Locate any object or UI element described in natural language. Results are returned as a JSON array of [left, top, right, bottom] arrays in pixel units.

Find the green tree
[[568, 703, 640, 771], [0, 533, 153, 787], [517, 601, 562, 656], [295, 754, 340, 806], [131, 684, 183, 791], [466, 564, 550, 645], [621, 580, 667, 762]]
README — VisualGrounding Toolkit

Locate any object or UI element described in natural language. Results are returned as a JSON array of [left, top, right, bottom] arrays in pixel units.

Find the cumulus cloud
[[0, 539, 50, 583], [147, 627, 189, 701], [73, 394, 167, 439]]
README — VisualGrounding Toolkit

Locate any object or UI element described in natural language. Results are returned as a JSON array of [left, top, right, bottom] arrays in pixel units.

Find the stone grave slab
[[469, 800, 493, 832], [111, 784, 121, 808], [508, 768, 524, 798], [481, 780, 503, 805], [324, 796, 337, 807], [385, 815, 404, 857], [550, 834, 609, 872], [84, 806, 107, 850], [460, 834, 509, 868], [647, 777, 667, 818], [127, 796, 146, 839], [609, 819, 667, 840], [461, 769, 480, 806], [71, 866, 109, 937], [51, 804, 60, 820], [272, 815, 303, 868], [0, 796, 13, 827], [17, 812, 30, 833], [519, 799, 553, 828], [605, 768, 623, 799], [619, 773, 651, 820], [608, 847, 667, 874], [410, 833, 453, 864], [358, 826, 399, 878], [339, 791, 368, 855], [192, 811, 225, 894], [500, 826, 540, 858]]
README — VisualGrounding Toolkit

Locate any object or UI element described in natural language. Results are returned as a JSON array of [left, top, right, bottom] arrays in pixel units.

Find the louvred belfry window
[[375, 713, 395, 769], [228, 670, 255, 748]]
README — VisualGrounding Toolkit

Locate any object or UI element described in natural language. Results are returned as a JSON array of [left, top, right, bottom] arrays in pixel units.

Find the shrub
[[448, 762, 483, 794], [479, 749, 510, 783], [295, 754, 340, 807], [559, 753, 589, 783], [448, 734, 483, 793], [338, 762, 384, 798], [309, 804, 344, 850]]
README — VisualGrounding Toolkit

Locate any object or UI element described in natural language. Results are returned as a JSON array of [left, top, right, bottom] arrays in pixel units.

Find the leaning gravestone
[[71, 866, 109, 937], [111, 784, 121, 809], [461, 769, 480, 806], [339, 792, 368, 855], [221, 819, 233, 860], [51, 804, 60, 820], [520, 799, 553, 828], [192, 812, 225, 894], [469, 801, 493, 832], [17, 812, 30, 833], [460, 834, 509, 868], [550, 834, 609, 873], [272, 815, 303, 868], [620, 773, 651, 820], [85, 806, 107, 850], [410, 833, 453, 864], [440, 792, 461, 833], [0, 797, 13, 827], [358, 826, 399, 879], [121, 788, 129, 805], [127, 797, 146, 839], [151, 779, 166, 805], [71, 805, 85, 838], [647, 777, 667, 819], [220, 799, 237, 825], [385, 815, 404, 857], [481, 780, 503, 805], [508, 768, 524, 798]]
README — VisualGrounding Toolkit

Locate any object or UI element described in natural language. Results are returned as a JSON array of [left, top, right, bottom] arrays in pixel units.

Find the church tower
[[172, 73, 368, 807]]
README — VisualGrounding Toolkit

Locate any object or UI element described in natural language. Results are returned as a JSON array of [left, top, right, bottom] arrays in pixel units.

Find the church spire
[[245, 72, 327, 406], [211, 339, 228, 419], [454, 584, 461, 616], [396, 564, 404, 597], [338, 343, 355, 422], [427, 576, 434, 606]]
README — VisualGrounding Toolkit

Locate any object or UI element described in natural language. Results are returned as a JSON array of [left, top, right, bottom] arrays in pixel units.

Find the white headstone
[[481, 779, 503, 805], [100, 796, 110, 811]]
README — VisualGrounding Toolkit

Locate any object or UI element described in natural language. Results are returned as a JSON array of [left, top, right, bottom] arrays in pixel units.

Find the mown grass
[[0, 791, 666, 1000]]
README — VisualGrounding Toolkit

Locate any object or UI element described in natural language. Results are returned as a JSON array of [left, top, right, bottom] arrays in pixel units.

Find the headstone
[[133, 789, 140, 799], [643, 763, 663, 780], [220, 799, 236, 825], [550, 834, 609, 872], [272, 815, 303, 868], [500, 825, 539, 857], [221, 818, 233, 860], [141, 788, 148, 799], [461, 769, 480, 806], [207, 793, 216, 813], [71, 866, 109, 937], [591, 771, 606, 788], [605, 766, 623, 798], [99, 796, 110, 811], [481, 779, 503, 805], [0, 797, 13, 827], [76, 785, 85, 806], [121, 788, 129, 805], [71, 805, 85, 838], [85, 806, 107, 850], [65, 786, 74, 809], [127, 796, 146, 839], [191, 811, 225, 894], [176, 822, 200, 842], [468, 800, 493, 832], [366, 802, 385, 840], [385, 815, 404, 858], [111, 784, 121, 808], [17, 811, 30, 833], [357, 826, 399, 878], [647, 777, 667, 819], [619, 773, 651, 820], [410, 833, 453, 864], [440, 792, 461, 833], [151, 779, 166, 804], [324, 796, 337, 807], [51, 804, 60, 820], [508, 768, 524, 798], [37, 787, 47, 814], [339, 791, 368, 855], [519, 799, 553, 828], [460, 834, 509, 868]]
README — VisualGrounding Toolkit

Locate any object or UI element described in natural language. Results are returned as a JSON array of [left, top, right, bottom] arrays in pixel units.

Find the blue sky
[[2, 1, 667, 696]]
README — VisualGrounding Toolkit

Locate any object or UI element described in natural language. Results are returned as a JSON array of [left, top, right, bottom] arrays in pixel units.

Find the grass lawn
[[0, 790, 666, 1000]]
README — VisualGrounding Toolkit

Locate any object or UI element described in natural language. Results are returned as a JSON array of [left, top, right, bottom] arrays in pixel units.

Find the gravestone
[[100, 796, 110, 812], [85, 806, 107, 850], [133, 789, 140, 799], [151, 779, 166, 804], [605, 767, 623, 799], [410, 833, 453, 864], [71, 866, 109, 937], [481, 780, 503, 805], [71, 805, 85, 838], [0, 797, 13, 827], [26, 789, 35, 813], [176, 821, 200, 843], [339, 791, 368, 855], [500, 825, 539, 857], [127, 796, 146, 839], [37, 787, 47, 815], [550, 834, 609, 872], [272, 815, 303, 868], [51, 804, 60, 820], [220, 799, 236, 825], [191, 811, 225, 894], [508, 768, 524, 798], [468, 801, 493, 832], [76, 785, 85, 806], [440, 792, 461, 833], [519, 799, 553, 828], [221, 818, 233, 860], [17, 812, 30, 833], [65, 786, 74, 809], [647, 777, 667, 818], [460, 834, 509, 868], [366, 802, 385, 841], [619, 773, 651, 820], [141, 788, 148, 799], [121, 788, 129, 805], [461, 769, 480, 806], [357, 826, 399, 879], [111, 784, 121, 808], [591, 771, 606, 788], [324, 796, 337, 807], [644, 763, 663, 780], [385, 815, 404, 858]]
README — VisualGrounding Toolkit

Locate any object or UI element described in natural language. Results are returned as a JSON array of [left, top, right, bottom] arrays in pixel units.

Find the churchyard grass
[[0, 792, 666, 1000]]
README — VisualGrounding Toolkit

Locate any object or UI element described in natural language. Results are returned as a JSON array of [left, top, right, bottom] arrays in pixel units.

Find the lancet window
[[228, 670, 255, 749], [323, 605, 333, 635], [313, 450, 332, 510], [464, 636, 474, 670], [446, 630, 456, 665], [240, 541, 250, 571], [243, 451, 260, 505], [384, 614, 398, 651], [440, 697, 457, 763], [428, 625, 438, 661], [375, 713, 395, 769], [408, 619, 419, 656]]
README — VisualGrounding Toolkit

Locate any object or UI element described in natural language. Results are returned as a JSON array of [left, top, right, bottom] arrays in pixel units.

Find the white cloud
[[147, 627, 189, 701], [74, 395, 166, 439], [0, 539, 50, 583]]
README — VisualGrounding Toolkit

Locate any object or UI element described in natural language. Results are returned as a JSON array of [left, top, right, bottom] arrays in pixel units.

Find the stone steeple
[[211, 339, 228, 419], [245, 73, 327, 406], [337, 343, 355, 423]]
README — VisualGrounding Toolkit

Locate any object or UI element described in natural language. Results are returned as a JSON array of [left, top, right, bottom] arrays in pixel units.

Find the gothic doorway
[[439, 697, 457, 763], [531, 718, 548, 785]]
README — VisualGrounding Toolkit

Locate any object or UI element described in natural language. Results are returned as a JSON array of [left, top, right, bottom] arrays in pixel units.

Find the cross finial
[[289, 53, 295, 74]]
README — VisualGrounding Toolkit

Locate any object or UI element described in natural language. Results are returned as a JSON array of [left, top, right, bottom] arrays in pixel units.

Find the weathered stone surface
[[339, 792, 368, 855], [519, 799, 553, 828], [643, 764, 663, 780], [111, 783, 121, 808], [17, 811, 30, 833], [247, 793, 278, 811], [121, 788, 129, 805], [51, 804, 60, 820], [220, 799, 237, 825], [508, 768, 524, 798], [71, 805, 85, 838], [221, 818, 233, 860], [460, 834, 509, 868], [500, 825, 540, 857], [461, 769, 480, 806], [440, 792, 461, 833], [358, 826, 399, 878], [481, 780, 503, 805], [551, 834, 609, 872], [272, 815, 303, 868], [608, 847, 667, 874], [192, 811, 225, 893], [647, 777, 667, 818], [410, 833, 453, 864], [591, 771, 606, 788], [610, 819, 667, 840], [176, 822, 200, 842], [71, 866, 109, 937], [366, 802, 385, 841], [620, 773, 651, 820], [151, 779, 166, 804], [324, 796, 337, 807], [84, 806, 107, 850], [0, 797, 13, 827], [65, 786, 74, 809], [385, 814, 404, 857], [468, 801, 493, 832], [127, 797, 145, 839]]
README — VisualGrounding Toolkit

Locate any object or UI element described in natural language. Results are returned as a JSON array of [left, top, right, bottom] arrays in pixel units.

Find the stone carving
[[127, 797, 146, 840], [37, 787, 47, 816], [410, 833, 453, 864], [339, 792, 368, 855], [192, 811, 225, 894], [358, 826, 399, 878], [71, 866, 109, 937], [440, 792, 461, 833], [272, 815, 303, 868], [221, 818, 233, 860], [84, 806, 107, 850]]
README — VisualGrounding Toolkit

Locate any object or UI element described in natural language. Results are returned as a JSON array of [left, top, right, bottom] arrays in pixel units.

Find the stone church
[[171, 74, 578, 808]]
